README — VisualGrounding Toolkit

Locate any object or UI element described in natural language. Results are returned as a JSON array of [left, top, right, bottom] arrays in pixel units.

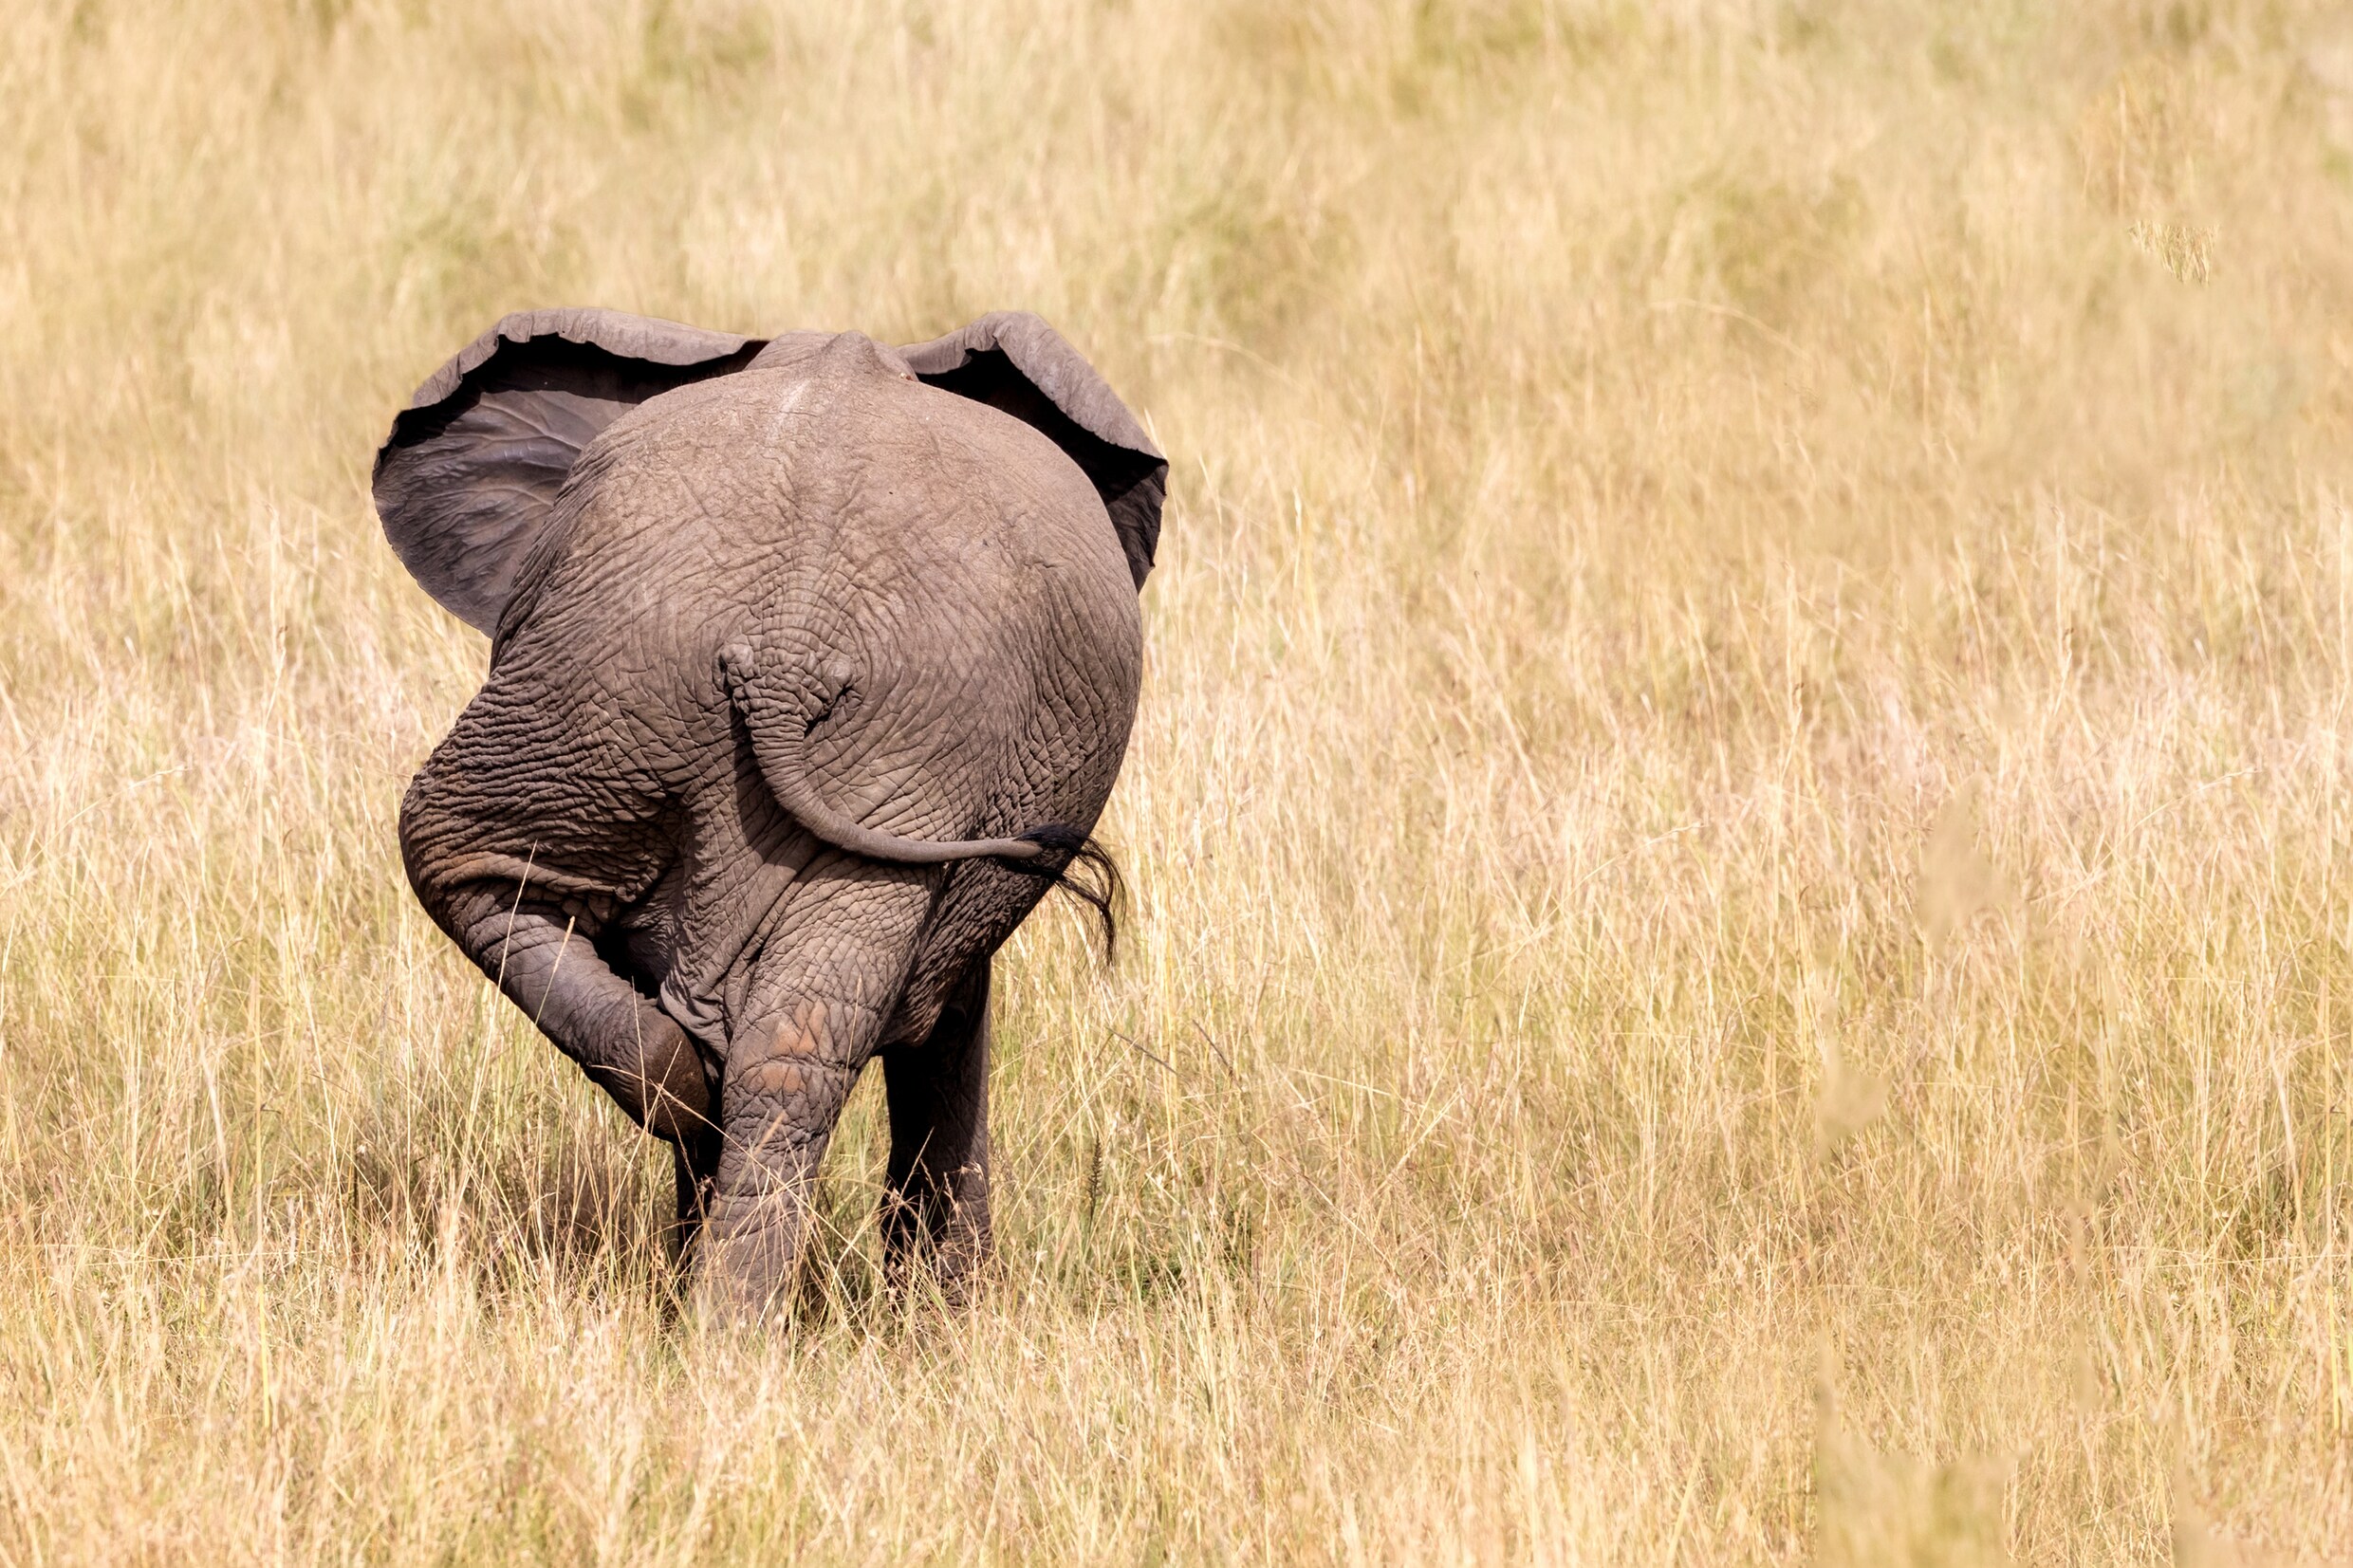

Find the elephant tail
[[720, 645, 1122, 954], [720, 643, 1105, 864], [755, 727, 1068, 866]]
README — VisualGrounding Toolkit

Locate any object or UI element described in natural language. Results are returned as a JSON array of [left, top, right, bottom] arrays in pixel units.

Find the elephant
[[371, 307, 1164, 1318]]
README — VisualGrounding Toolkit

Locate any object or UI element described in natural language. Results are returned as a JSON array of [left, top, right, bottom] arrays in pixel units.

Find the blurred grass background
[[1, 0, 2351, 1559]]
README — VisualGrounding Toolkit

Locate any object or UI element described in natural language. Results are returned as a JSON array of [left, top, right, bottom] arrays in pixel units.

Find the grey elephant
[[372, 307, 1164, 1317]]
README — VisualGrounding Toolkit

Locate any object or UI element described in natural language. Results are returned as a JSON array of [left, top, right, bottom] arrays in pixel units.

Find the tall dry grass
[[1, 0, 2350, 1560]]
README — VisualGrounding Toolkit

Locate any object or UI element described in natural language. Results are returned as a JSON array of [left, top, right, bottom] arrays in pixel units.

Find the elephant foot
[[881, 1181, 993, 1308], [689, 1187, 824, 1326]]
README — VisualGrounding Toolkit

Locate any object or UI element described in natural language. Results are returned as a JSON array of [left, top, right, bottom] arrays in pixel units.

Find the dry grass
[[2, 0, 2351, 1560]]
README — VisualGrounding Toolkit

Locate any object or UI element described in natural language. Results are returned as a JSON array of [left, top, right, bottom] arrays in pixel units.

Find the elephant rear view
[[373, 308, 1164, 1318]]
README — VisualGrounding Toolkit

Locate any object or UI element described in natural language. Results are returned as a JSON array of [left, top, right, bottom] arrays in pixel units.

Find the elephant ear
[[373, 308, 766, 634], [899, 312, 1167, 589]]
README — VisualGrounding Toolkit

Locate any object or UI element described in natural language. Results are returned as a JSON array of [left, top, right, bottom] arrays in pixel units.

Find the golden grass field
[[3, 0, 2351, 1560]]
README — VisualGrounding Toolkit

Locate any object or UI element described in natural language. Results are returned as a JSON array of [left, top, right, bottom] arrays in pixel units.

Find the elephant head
[[375, 307, 1161, 1317]]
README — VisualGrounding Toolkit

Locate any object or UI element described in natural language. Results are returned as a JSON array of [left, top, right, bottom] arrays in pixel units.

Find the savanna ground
[[1, 1, 2349, 1560]]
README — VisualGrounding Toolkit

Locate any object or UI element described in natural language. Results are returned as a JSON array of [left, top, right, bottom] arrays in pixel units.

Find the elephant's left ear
[[899, 312, 1167, 589], [374, 308, 766, 635]]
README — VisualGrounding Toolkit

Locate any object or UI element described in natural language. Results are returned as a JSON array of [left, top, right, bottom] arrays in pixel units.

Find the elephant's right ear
[[373, 308, 765, 635]]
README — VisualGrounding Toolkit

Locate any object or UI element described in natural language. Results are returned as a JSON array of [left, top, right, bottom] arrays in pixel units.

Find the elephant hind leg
[[697, 870, 935, 1321], [879, 959, 993, 1301], [431, 884, 719, 1282], [433, 882, 717, 1147]]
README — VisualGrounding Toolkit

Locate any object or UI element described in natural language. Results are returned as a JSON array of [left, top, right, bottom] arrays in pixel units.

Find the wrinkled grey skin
[[375, 312, 1161, 1319]]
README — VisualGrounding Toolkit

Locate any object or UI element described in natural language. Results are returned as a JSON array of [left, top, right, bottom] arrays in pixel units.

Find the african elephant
[[372, 308, 1164, 1318]]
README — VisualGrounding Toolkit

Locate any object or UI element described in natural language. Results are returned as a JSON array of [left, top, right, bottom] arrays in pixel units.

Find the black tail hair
[[1007, 824, 1123, 961]]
